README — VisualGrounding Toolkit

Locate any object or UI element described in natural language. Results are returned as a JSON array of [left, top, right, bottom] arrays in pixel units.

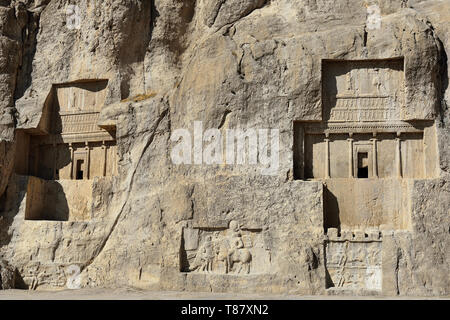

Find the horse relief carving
[[183, 221, 270, 275]]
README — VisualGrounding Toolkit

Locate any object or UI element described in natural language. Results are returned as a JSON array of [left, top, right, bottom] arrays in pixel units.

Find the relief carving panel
[[325, 228, 382, 291], [323, 59, 405, 122], [55, 81, 108, 114], [181, 221, 272, 275], [51, 81, 109, 136], [60, 112, 101, 135]]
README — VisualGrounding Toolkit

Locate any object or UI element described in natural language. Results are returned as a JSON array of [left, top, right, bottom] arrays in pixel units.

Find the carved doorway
[[353, 143, 373, 178], [72, 152, 88, 180]]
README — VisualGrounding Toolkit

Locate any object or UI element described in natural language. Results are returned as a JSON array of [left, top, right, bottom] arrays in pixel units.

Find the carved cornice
[[301, 121, 431, 134]]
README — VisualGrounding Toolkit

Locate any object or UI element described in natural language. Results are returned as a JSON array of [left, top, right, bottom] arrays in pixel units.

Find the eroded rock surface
[[0, 0, 448, 296], [0, 259, 15, 290]]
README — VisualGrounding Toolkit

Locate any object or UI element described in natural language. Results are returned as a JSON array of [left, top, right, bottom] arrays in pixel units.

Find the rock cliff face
[[0, 0, 448, 295]]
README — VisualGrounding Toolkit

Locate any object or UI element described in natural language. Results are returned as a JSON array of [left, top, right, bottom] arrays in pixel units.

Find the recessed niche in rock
[[298, 130, 434, 180], [16, 80, 118, 181], [293, 58, 440, 232], [180, 221, 272, 275], [24, 177, 93, 221], [15, 80, 118, 221]]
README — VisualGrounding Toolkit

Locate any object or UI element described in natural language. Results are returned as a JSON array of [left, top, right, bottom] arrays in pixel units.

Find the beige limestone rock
[[0, 259, 15, 290], [0, 0, 448, 297]]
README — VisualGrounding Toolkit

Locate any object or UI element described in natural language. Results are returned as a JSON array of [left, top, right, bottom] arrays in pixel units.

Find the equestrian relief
[[181, 221, 272, 275]]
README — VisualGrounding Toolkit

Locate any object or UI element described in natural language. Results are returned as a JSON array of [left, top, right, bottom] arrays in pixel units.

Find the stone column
[[102, 141, 107, 177], [396, 132, 402, 178], [85, 142, 90, 180], [348, 133, 354, 178], [325, 133, 331, 179], [69, 143, 74, 180], [301, 127, 306, 180], [371, 133, 378, 178]]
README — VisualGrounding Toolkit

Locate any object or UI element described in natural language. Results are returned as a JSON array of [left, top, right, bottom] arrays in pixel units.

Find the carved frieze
[[60, 112, 101, 134]]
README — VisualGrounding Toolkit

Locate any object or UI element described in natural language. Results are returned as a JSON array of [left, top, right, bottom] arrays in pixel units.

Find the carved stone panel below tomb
[[325, 229, 382, 291]]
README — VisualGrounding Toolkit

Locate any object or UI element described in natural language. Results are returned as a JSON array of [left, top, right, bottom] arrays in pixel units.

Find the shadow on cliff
[[14, 8, 41, 101], [118, 1, 153, 100], [0, 178, 28, 289], [0, 173, 70, 289], [0, 178, 26, 248], [437, 38, 449, 126], [323, 187, 341, 232]]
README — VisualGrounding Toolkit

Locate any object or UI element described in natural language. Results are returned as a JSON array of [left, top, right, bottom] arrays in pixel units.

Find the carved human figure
[[336, 242, 349, 287], [190, 235, 215, 273], [366, 245, 380, 266], [346, 71, 354, 93], [226, 221, 252, 274], [27, 265, 39, 291], [335, 268, 345, 288], [189, 221, 253, 275], [202, 236, 215, 272], [228, 221, 244, 252], [215, 239, 230, 274]]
